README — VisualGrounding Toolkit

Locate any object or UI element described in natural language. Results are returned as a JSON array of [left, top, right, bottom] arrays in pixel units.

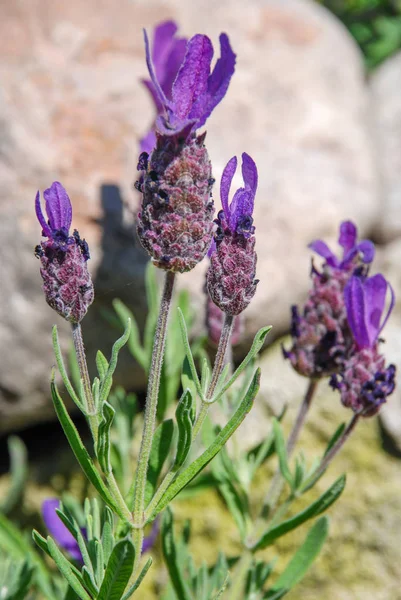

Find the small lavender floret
[[330, 273, 396, 416], [206, 153, 258, 316], [284, 221, 376, 378], [35, 182, 94, 323]]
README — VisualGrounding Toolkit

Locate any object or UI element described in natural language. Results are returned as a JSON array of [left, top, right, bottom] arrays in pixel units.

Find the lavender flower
[[42, 499, 82, 562], [283, 220, 373, 379], [309, 220, 374, 271], [330, 274, 396, 416], [206, 153, 258, 316], [140, 21, 187, 153], [143, 27, 235, 139], [34, 182, 94, 323]]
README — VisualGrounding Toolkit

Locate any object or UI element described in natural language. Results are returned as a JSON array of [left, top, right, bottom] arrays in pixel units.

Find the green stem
[[192, 314, 234, 439], [131, 271, 176, 551], [310, 412, 360, 483], [71, 323, 98, 443], [106, 471, 133, 523], [259, 379, 318, 521], [225, 550, 253, 600], [144, 470, 175, 522]]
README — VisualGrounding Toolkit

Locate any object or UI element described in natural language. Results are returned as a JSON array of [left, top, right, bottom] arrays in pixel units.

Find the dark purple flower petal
[[378, 281, 395, 337], [240, 152, 258, 215], [42, 499, 82, 561], [142, 519, 159, 553], [43, 182, 72, 234], [338, 221, 357, 253], [356, 240, 375, 264], [344, 276, 371, 349], [159, 38, 187, 100], [172, 34, 213, 120], [309, 240, 340, 268], [364, 274, 387, 345], [35, 190, 52, 238], [220, 156, 237, 220], [140, 129, 157, 154], [229, 188, 248, 231], [152, 21, 179, 77], [193, 33, 236, 129]]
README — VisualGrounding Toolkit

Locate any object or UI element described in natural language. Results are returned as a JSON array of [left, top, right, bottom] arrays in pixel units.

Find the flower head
[[35, 183, 94, 322], [309, 220, 374, 271], [206, 154, 258, 316], [144, 27, 236, 138], [42, 499, 82, 562], [330, 273, 396, 416]]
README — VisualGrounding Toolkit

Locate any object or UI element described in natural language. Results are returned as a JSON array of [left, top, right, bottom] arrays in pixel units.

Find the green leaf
[[82, 566, 99, 597], [173, 390, 194, 471], [182, 356, 198, 405], [131, 419, 174, 510], [251, 475, 345, 551], [218, 480, 248, 540], [52, 325, 83, 410], [148, 369, 260, 521], [0, 436, 28, 514], [99, 320, 131, 404], [121, 557, 152, 600], [177, 308, 205, 402], [272, 419, 293, 490], [50, 380, 124, 518], [47, 537, 92, 600], [113, 299, 148, 372], [97, 540, 135, 600], [161, 508, 193, 600], [97, 402, 116, 474], [267, 517, 329, 597], [211, 326, 271, 403], [96, 351, 109, 382]]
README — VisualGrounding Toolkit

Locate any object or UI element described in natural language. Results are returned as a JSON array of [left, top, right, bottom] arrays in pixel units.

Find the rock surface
[[0, 0, 379, 432]]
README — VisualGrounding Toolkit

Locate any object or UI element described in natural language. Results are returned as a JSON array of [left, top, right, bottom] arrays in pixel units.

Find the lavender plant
[[0, 18, 396, 600]]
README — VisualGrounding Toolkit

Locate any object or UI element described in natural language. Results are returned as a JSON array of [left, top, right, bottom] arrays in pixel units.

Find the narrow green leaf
[[52, 325, 83, 410], [99, 320, 131, 404], [51, 381, 124, 518], [200, 357, 210, 396], [121, 557, 153, 600], [173, 390, 194, 471], [211, 326, 271, 403], [0, 436, 28, 514], [272, 419, 293, 490], [32, 530, 51, 558], [97, 402, 116, 474], [212, 573, 229, 599], [113, 299, 148, 372], [102, 520, 114, 566], [47, 537, 92, 600], [97, 540, 135, 600], [82, 566, 99, 597], [161, 508, 193, 600], [251, 475, 345, 551], [96, 351, 109, 382], [148, 369, 260, 520], [268, 517, 329, 595], [177, 308, 205, 402], [182, 356, 198, 405], [218, 480, 248, 540]]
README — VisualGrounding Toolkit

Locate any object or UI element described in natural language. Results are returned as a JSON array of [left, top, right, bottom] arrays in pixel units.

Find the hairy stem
[[310, 412, 360, 482], [192, 314, 234, 439], [131, 271, 175, 555], [71, 323, 98, 441]]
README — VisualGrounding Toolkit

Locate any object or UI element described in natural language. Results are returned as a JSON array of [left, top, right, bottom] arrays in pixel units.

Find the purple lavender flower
[[42, 499, 82, 562], [206, 154, 258, 316], [35, 182, 94, 323], [284, 220, 377, 379], [144, 27, 236, 139], [309, 220, 374, 271], [140, 21, 187, 153], [330, 274, 396, 416]]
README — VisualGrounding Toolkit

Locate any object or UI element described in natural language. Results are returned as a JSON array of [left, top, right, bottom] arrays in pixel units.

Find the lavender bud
[[35, 182, 94, 323]]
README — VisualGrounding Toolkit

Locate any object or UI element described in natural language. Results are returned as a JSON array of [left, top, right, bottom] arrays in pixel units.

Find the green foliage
[[0, 437, 28, 515], [319, 0, 401, 67]]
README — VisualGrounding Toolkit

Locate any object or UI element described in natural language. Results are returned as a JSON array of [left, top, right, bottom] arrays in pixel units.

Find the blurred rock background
[[1, 0, 401, 598]]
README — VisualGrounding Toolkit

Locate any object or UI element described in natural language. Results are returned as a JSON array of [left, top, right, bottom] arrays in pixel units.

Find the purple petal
[[208, 238, 217, 257], [344, 276, 371, 349], [364, 274, 388, 345], [142, 78, 164, 113], [378, 281, 395, 337], [140, 128, 157, 154], [338, 221, 357, 254], [144, 29, 169, 112], [43, 182, 72, 233], [194, 33, 236, 129], [172, 34, 213, 120], [152, 21, 179, 78], [42, 499, 81, 560], [356, 240, 375, 264], [240, 152, 258, 215], [220, 156, 237, 220], [161, 38, 187, 98], [142, 519, 159, 553], [35, 190, 52, 238], [308, 240, 340, 268], [229, 188, 248, 231]]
